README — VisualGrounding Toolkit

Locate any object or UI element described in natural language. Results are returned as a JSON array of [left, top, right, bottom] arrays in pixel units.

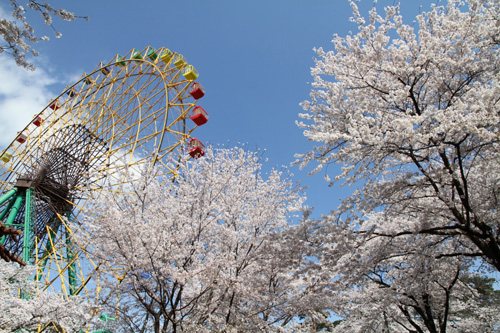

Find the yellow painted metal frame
[[0, 46, 204, 329]]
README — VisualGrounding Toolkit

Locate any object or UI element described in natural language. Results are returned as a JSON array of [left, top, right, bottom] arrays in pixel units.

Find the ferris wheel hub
[[15, 177, 33, 189]]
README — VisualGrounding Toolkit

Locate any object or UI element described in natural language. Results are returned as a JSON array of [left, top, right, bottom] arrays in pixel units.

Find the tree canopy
[[0, 264, 91, 332], [77, 147, 311, 332], [298, 0, 500, 270], [296, 0, 500, 331], [0, 1, 85, 69]]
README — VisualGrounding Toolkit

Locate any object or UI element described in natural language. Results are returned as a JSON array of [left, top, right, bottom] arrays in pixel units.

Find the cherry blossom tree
[[298, 0, 500, 269], [78, 147, 311, 332], [292, 212, 500, 333], [0, 263, 91, 332], [0, 1, 86, 70]]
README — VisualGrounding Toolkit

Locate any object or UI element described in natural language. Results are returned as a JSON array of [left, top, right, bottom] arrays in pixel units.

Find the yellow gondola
[[160, 49, 174, 63], [182, 65, 199, 81], [174, 54, 187, 69], [1, 152, 12, 163]]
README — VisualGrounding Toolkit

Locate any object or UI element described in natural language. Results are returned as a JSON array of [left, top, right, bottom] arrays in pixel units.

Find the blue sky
[[0, 0, 435, 217]]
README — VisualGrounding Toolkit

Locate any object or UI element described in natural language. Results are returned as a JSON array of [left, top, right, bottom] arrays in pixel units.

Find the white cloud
[[0, 2, 82, 149], [0, 57, 58, 148]]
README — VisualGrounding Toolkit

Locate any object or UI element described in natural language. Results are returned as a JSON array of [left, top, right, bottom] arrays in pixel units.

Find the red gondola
[[188, 138, 205, 158], [190, 106, 208, 126], [33, 116, 44, 127], [49, 100, 60, 110], [189, 82, 205, 100], [16, 133, 27, 144]]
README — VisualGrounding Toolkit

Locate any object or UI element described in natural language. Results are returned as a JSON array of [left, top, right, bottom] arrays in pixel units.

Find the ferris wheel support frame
[[0, 182, 81, 295]]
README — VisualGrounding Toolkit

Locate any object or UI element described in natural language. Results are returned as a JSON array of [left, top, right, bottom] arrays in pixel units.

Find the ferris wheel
[[0, 46, 209, 299]]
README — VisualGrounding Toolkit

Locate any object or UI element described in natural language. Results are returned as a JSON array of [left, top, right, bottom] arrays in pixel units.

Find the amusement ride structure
[[0, 46, 208, 305]]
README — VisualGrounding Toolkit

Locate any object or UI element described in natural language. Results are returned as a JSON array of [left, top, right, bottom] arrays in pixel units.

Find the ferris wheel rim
[[0, 45, 208, 300]]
